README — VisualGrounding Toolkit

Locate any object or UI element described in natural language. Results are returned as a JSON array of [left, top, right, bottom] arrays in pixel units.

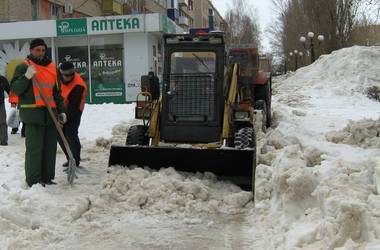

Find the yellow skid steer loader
[[109, 33, 257, 194]]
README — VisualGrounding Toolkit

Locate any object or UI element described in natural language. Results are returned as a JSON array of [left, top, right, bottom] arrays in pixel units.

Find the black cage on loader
[[109, 33, 257, 196]]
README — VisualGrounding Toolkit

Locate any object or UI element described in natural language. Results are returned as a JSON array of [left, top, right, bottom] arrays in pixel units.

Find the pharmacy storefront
[[0, 14, 182, 103]]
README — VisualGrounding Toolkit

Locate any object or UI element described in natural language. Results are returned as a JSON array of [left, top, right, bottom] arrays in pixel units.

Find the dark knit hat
[[59, 61, 75, 75], [30, 38, 47, 49]]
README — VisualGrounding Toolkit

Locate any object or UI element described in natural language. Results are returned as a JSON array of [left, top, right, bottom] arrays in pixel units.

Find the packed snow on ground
[[2, 45, 380, 249]]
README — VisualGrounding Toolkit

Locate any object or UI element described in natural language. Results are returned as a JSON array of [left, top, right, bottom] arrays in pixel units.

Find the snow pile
[[95, 122, 131, 148], [326, 119, 380, 148], [310, 158, 375, 249], [276, 46, 380, 98], [253, 119, 380, 249], [259, 47, 380, 249], [88, 167, 252, 219]]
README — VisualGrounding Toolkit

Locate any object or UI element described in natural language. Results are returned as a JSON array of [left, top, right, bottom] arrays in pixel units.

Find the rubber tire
[[254, 84, 272, 127], [234, 127, 257, 198], [234, 127, 256, 149], [126, 125, 149, 146]]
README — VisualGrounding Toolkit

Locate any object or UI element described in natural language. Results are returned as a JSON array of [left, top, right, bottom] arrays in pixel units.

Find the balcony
[[167, 8, 179, 22], [102, 0, 123, 15], [178, 0, 188, 7], [179, 16, 189, 26]]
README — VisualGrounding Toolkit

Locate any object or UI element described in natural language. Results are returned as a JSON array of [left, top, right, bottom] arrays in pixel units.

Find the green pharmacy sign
[[90, 45, 125, 104], [56, 18, 87, 36], [88, 15, 143, 35]]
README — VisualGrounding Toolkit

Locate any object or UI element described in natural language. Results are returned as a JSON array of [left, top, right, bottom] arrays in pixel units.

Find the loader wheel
[[234, 127, 256, 149], [254, 84, 272, 127], [126, 125, 149, 146]]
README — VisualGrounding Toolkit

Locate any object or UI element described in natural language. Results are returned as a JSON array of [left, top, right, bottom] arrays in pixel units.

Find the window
[[31, 0, 39, 20], [188, 0, 193, 11], [229, 52, 248, 67], [168, 51, 217, 122], [51, 3, 61, 18], [170, 51, 216, 74]]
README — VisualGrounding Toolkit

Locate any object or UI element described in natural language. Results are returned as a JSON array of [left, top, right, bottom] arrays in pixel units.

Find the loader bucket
[[109, 145, 256, 193]]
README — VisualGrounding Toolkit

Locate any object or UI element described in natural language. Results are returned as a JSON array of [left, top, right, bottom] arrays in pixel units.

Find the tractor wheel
[[234, 127, 256, 149], [234, 127, 257, 198], [254, 100, 267, 133], [126, 125, 149, 146], [255, 84, 272, 127]]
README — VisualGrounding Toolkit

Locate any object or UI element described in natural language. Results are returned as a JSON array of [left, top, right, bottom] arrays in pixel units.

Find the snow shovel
[[33, 80, 77, 185]]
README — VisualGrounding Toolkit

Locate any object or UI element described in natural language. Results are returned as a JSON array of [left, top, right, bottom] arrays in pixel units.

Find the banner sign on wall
[[90, 45, 125, 104], [56, 18, 87, 36], [56, 15, 144, 37]]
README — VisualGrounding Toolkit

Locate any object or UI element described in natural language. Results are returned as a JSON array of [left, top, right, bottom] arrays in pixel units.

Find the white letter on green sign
[[132, 18, 140, 29], [92, 20, 99, 31]]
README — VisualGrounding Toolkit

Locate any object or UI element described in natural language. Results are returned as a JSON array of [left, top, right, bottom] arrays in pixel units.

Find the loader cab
[[160, 34, 226, 143]]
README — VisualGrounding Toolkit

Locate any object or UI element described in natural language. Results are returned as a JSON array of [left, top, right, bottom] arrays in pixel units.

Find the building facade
[[123, 0, 223, 32], [0, 0, 124, 22], [190, 0, 224, 31], [0, 13, 183, 104], [0, 0, 224, 31]]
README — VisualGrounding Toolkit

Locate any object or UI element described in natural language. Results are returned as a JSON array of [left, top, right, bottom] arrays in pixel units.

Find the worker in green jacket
[[11, 38, 66, 187]]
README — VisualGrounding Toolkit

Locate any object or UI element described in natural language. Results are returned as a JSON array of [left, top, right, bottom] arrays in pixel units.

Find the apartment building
[[190, 0, 224, 31], [123, 0, 194, 31], [167, 0, 195, 30], [0, 0, 124, 22], [123, 0, 224, 31], [0, 0, 32, 22]]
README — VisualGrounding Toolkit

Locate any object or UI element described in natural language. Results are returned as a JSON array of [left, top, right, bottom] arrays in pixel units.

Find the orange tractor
[[228, 48, 272, 128]]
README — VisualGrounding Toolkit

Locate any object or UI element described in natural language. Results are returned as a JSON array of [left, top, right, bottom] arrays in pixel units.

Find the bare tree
[[269, 0, 364, 70], [224, 0, 261, 48]]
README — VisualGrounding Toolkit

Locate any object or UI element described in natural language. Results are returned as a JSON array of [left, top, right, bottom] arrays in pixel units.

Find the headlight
[[235, 111, 249, 120]]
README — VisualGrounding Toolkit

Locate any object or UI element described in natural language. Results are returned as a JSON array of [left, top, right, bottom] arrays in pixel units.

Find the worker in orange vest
[[10, 38, 66, 187], [58, 62, 87, 167]]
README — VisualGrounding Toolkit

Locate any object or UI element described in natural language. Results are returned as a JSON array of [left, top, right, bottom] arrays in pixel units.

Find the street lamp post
[[289, 50, 303, 70], [300, 32, 324, 63]]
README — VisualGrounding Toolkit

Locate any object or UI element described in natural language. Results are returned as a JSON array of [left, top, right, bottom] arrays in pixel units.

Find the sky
[[212, 0, 273, 52]]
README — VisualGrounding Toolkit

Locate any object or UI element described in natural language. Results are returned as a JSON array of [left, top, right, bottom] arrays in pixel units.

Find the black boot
[[21, 124, 25, 137], [11, 128, 18, 134]]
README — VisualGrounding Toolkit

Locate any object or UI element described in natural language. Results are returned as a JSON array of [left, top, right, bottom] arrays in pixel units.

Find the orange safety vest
[[8, 91, 19, 104], [60, 72, 87, 112], [24, 59, 57, 108]]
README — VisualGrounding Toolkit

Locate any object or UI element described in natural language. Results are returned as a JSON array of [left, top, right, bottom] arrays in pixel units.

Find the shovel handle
[[33, 80, 75, 160]]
